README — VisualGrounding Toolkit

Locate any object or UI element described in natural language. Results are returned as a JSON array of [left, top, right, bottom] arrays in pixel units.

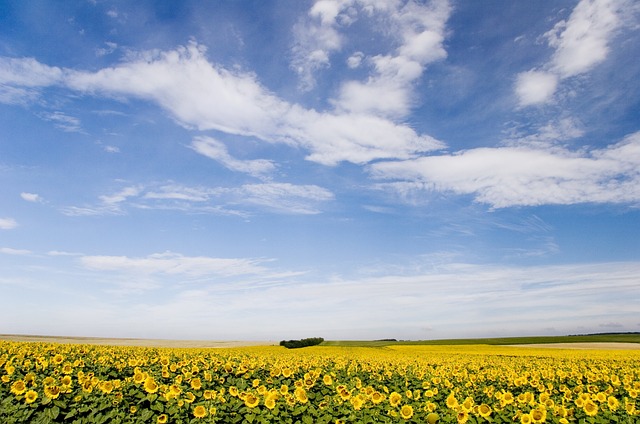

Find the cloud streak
[[80, 251, 269, 278], [371, 131, 640, 208], [0, 217, 18, 230], [190, 136, 276, 177], [62, 181, 334, 216], [4, 254, 637, 339]]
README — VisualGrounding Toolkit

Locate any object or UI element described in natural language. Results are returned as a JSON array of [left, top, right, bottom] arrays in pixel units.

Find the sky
[[1, 0, 639, 341]]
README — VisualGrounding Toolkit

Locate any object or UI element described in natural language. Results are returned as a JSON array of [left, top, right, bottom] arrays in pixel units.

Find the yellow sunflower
[[389, 391, 402, 407], [478, 403, 491, 418], [400, 405, 414, 420], [244, 393, 260, 408], [583, 400, 598, 417], [44, 385, 61, 399], [10, 380, 27, 395], [193, 405, 207, 418], [144, 377, 159, 394], [24, 389, 38, 404], [294, 387, 308, 404]]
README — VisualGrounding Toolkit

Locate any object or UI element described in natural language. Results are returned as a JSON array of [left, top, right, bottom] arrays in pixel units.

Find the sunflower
[[520, 413, 532, 424], [244, 393, 260, 408], [10, 380, 27, 395], [323, 374, 333, 385], [193, 405, 207, 418], [99, 381, 114, 394], [185, 392, 196, 403], [456, 410, 469, 424], [426, 412, 439, 423], [446, 393, 458, 409], [282, 368, 293, 378], [157, 414, 168, 423], [478, 403, 491, 418], [190, 377, 202, 390], [133, 372, 146, 384], [144, 377, 159, 394], [350, 395, 364, 410], [24, 390, 38, 404], [294, 387, 308, 404], [400, 405, 414, 420], [461, 397, 474, 412], [44, 385, 61, 399], [265, 396, 276, 410], [607, 396, 619, 410], [389, 392, 402, 407], [530, 407, 546, 423], [371, 391, 385, 404], [583, 400, 598, 417]]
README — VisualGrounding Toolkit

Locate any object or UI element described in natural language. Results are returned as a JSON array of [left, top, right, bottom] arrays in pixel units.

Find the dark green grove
[[279, 337, 324, 349]]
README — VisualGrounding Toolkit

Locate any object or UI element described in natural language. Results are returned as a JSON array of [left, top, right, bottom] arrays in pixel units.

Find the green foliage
[[279, 337, 324, 349]]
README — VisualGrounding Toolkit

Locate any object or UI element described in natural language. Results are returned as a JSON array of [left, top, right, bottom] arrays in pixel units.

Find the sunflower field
[[1, 341, 639, 423]]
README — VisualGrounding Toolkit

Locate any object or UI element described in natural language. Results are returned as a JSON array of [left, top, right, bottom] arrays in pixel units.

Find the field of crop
[[1, 340, 639, 423]]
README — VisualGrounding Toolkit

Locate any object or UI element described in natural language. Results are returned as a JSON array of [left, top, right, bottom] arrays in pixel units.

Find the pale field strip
[[0, 334, 275, 348], [509, 342, 640, 350]]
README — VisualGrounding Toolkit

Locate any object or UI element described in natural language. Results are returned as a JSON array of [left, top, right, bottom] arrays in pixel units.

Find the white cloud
[[290, 0, 353, 91], [546, 0, 627, 78], [0, 43, 444, 166], [0, 57, 64, 87], [371, 131, 640, 208], [0, 217, 18, 229], [21, 192, 43, 203], [515, 70, 559, 106], [62, 181, 334, 216], [0, 85, 39, 105], [190, 136, 276, 177], [80, 251, 269, 278], [238, 183, 334, 214], [47, 250, 83, 257], [0, 247, 31, 255], [95, 41, 118, 57], [68, 260, 640, 338], [39, 111, 83, 133], [331, 0, 451, 118], [504, 117, 585, 148], [515, 0, 632, 106], [346, 51, 364, 69]]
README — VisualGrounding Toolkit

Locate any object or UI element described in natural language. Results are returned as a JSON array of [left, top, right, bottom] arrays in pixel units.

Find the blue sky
[[1, 0, 639, 341]]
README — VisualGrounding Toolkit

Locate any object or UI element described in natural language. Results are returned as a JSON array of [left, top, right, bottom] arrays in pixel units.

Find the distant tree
[[279, 337, 324, 349]]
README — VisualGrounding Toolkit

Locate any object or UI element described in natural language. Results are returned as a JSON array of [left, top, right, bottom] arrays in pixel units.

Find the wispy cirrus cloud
[[62, 181, 334, 216], [39, 111, 84, 133], [0, 247, 31, 255], [190, 136, 276, 177], [515, 0, 635, 106], [80, 251, 269, 278], [80, 259, 640, 339], [371, 131, 640, 208]]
